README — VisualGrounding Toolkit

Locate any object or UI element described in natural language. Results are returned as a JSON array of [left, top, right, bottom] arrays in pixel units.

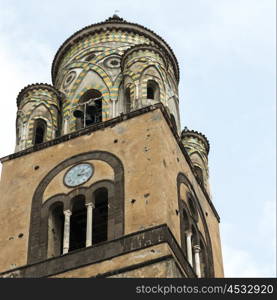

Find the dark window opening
[[188, 194, 198, 221], [147, 80, 159, 100], [183, 209, 190, 232], [92, 188, 108, 244], [34, 119, 47, 145], [194, 166, 204, 187], [69, 195, 86, 252], [125, 87, 131, 113], [48, 202, 64, 257], [85, 53, 96, 61], [75, 89, 103, 129], [147, 86, 154, 99]]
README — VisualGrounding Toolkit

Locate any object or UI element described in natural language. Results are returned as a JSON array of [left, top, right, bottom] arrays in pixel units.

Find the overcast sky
[[0, 0, 275, 277]]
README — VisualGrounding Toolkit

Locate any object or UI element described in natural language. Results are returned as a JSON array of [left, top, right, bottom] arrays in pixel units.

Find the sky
[[0, 0, 276, 277]]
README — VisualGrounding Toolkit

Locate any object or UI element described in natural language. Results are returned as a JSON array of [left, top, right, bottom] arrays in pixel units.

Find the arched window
[[125, 87, 131, 113], [147, 80, 159, 101], [92, 188, 108, 244], [194, 166, 204, 187], [33, 119, 47, 145], [47, 202, 64, 258], [74, 89, 102, 129], [69, 195, 87, 252]]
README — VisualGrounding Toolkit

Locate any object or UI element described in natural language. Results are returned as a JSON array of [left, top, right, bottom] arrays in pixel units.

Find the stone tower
[[0, 15, 224, 278]]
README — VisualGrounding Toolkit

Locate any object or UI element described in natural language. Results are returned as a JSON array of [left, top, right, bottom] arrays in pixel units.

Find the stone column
[[186, 231, 193, 266], [193, 245, 201, 278], [112, 99, 116, 118], [63, 118, 69, 134], [86, 202, 94, 247], [63, 209, 72, 254], [135, 82, 140, 109]]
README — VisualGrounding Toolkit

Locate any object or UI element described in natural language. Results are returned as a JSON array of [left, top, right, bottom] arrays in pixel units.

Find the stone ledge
[[0, 224, 196, 278]]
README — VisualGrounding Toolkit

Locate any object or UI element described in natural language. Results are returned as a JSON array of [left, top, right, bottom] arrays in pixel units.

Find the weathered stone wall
[[0, 107, 223, 277]]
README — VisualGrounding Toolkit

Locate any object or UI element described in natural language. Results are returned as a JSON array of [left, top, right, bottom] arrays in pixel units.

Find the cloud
[[222, 199, 276, 277], [0, 25, 53, 157], [223, 244, 274, 277]]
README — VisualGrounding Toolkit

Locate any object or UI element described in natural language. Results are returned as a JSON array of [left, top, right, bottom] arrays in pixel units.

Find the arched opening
[[200, 238, 208, 277], [191, 224, 199, 270], [92, 188, 108, 244], [194, 166, 204, 187], [33, 119, 47, 145], [125, 87, 131, 113], [69, 195, 87, 252], [170, 114, 177, 133], [74, 89, 102, 129], [147, 80, 160, 101], [47, 202, 64, 258], [188, 193, 198, 222]]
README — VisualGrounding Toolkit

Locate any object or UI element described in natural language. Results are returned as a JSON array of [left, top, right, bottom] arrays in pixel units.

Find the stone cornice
[[0, 224, 196, 278]]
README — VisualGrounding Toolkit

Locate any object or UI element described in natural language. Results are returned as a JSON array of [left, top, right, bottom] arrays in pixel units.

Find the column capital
[[193, 244, 201, 253], [63, 209, 72, 216], [85, 202, 94, 208], [185, 230, 192, 237]]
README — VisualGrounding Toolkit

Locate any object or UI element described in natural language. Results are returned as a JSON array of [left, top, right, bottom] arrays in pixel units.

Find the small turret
[[181, 127, 212, 198], [15, 83, 62, 152]]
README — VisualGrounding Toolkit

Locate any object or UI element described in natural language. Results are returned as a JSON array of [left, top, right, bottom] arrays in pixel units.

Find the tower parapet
[[181, 127, 211, 197]]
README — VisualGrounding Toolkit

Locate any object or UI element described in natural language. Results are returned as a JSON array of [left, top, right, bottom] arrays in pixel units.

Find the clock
[[64, 163, 94, 187]]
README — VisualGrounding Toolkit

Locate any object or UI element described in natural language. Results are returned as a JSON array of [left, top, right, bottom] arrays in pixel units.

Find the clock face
[[64, 163, 94, 187]]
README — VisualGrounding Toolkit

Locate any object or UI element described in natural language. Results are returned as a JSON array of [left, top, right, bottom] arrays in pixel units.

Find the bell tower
[[0, 15, 224, 278]]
